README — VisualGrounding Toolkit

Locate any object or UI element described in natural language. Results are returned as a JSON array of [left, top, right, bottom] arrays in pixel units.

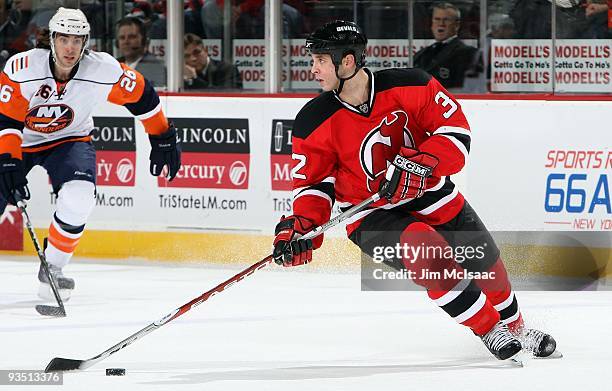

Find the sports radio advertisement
[[462, 99, 611, 233]]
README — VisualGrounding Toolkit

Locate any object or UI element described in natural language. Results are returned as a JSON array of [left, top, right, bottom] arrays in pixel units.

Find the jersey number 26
[[120, 70, 137, 92]]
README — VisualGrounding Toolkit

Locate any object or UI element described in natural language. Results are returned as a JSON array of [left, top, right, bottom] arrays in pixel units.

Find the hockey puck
[[105, 368, 126, 376]]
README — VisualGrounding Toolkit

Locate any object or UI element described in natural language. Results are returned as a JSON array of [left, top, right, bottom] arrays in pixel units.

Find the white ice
[[1, 256, 610, 391]]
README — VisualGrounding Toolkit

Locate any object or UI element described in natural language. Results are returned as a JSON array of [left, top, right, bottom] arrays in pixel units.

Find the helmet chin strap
[[334, 65, 360, 94]]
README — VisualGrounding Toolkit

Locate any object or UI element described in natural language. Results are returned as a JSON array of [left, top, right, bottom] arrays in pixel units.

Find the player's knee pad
[[55, 180, 96, 227]]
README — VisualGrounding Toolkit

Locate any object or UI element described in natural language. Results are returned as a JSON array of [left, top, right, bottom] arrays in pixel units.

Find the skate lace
[[521, 329, 545, 353], [482, 323, 515, 351]]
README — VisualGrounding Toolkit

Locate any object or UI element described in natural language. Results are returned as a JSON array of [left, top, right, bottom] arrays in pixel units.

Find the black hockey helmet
[[305, 20, 367, 69]]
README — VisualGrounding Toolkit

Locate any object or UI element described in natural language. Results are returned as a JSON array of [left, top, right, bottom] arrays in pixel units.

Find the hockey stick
[[15, 196, 67, 318], [45, 192, 382, 372]]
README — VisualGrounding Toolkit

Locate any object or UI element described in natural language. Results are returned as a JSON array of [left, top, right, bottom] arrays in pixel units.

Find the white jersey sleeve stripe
[[293, 189, 333, 207], [0, 129, 23, 139], [292, 176, 336, 198], [433, 126, 471, 137], [135, 102, 162, 120]]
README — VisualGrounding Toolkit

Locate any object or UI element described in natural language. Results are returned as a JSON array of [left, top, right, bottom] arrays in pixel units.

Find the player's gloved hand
[[149, 124, 181, 181], [0, 153, 30, 205], [380, 147, 439, 204], [273, 215, 315, 267]]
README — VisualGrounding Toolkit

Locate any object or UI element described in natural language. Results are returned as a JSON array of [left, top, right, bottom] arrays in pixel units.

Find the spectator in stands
[[510, 0, 607, 39], [128, 0, 157, 31], [150, 0, 205, 39], [201, 0, 304, 40], [234, 0, 304, 38], [183, 33, 242, 89], [585, 0, 609, 17], [20, 0, 56, 48], [12, 0, 33, 31], [201, 0, 241, 39], [0, 0, 23, 68], [583, 0, 610, 38], [15, 0, 104, 48], [509, 0, 550, 38], [488, 13, 515, 39], [413, 2, 480, 90], [185, 0, 205, 38], [116, 17, 166, 87], [81, 0, 104, 43], [484, 13, 515, 87], [200, 0, 224, 39], [552, 0, 590, 38]]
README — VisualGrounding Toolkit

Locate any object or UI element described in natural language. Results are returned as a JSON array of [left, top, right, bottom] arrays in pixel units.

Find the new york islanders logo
[[25, 104, 74, 134], [360, 111, 415, 192]]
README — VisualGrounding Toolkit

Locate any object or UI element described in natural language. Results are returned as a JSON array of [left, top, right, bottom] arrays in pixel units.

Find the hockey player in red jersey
[[0, 8, 181, 301], [272, 20, 557, 360]]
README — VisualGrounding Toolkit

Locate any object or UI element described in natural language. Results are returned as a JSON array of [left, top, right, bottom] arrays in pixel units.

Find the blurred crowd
[[0, 0, 609, 92]]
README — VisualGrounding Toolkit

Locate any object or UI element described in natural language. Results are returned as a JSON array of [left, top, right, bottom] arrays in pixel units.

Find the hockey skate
[[480, 322, 523, 361], [518, 328, 561, 359], [38, 239, 74, 301]]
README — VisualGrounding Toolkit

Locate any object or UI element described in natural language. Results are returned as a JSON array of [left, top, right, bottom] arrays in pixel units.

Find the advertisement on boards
[[159, 118, 250, 190], [491, 39, 611, 93]]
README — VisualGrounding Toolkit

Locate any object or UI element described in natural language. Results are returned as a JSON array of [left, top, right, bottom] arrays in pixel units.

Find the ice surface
[[1, 257, 610, 391]]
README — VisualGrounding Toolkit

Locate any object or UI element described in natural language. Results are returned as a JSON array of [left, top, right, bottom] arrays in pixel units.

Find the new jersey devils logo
[[360, 111, 415, 192], [25, 104, 74, 134]]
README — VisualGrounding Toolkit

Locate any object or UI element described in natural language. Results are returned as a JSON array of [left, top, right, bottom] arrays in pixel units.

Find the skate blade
[[38, 284, 72, 302], [510, 358, 524, 367], [534, 350, 563, 359], [507, 350, 527, 367]]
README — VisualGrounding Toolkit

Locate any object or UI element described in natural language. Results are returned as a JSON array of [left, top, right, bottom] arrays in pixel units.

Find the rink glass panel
[[0, 1, 608, 93]]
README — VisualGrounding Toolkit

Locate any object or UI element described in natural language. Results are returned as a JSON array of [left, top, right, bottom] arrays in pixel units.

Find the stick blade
[[35, 305, 66, 317], [45, 357, 84, 372]]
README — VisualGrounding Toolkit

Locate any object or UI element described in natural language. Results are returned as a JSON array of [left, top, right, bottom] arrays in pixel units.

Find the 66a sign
[[545, 174, 610, 214], [543, 149, 612, 230]]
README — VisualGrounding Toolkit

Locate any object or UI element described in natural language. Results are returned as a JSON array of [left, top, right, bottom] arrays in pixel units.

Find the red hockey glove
[[273, 215, 315, 267], [380, 147, 439, 204]]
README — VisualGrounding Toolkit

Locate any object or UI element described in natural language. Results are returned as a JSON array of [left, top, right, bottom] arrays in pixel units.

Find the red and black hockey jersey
[[291, 68, 471, 243]]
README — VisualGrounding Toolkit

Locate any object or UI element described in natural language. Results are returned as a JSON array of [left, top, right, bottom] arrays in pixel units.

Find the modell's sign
[[91, 117, 136, 186], [270, 119, 293, 191], [159, 118, 250, 189]]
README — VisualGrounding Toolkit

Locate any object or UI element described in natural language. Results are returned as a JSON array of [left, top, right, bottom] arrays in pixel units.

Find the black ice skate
[[37, 239, 74, 301], [519, 328, 560, 358], [480, 322, 523, 361]]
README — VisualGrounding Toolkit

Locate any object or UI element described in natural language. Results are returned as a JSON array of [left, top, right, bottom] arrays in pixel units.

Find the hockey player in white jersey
[[0, 8, 181, 301]]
